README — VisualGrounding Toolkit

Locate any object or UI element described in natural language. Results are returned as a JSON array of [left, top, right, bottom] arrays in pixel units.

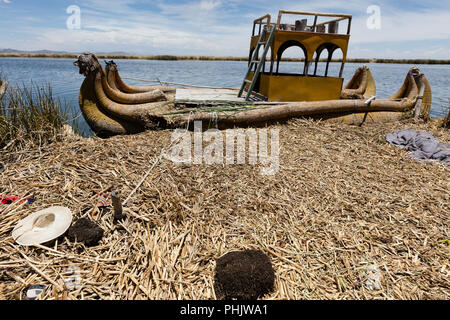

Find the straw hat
[[12, 206, 73, 246]]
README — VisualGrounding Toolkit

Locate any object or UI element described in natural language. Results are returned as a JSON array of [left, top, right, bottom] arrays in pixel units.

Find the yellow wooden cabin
[[239, 10, 352, 102]]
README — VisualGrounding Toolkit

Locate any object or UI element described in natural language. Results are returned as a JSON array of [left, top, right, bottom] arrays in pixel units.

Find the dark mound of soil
[[66, 218, 104, 247], [214, 250, 275, 300]]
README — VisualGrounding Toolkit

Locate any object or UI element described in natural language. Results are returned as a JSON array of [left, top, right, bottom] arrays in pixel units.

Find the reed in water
[[0, 75, 79, 150]]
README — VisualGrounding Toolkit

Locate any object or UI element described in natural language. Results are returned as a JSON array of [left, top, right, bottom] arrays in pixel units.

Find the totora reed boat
[[74, 10, 432, 137]]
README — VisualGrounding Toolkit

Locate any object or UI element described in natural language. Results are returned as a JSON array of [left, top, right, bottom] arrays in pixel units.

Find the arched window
[[310, 43, 341, 77], [275, 40, 308, 75], [330, 47, 344, 78]]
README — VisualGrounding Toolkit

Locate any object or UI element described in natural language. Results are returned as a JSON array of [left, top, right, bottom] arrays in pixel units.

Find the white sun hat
[[12, 206, 73, 246]]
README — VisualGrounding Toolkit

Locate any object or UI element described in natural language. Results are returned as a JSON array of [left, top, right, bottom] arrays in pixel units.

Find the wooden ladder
[[238, 24, 276, 101]]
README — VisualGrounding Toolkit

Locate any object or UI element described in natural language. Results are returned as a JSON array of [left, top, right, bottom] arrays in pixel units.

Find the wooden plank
[[276, 10, 352, 29], [315, 16, 348, 27], [175, 88, 246, 103], [174, 88, 290, 107], [278, 10, 352, 18]]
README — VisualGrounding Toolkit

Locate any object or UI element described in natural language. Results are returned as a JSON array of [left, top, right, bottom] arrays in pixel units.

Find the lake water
[[0, 57, 448, 136]]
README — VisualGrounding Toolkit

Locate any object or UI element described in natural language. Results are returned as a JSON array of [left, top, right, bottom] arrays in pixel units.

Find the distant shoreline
[[0, 52, 449, 64]]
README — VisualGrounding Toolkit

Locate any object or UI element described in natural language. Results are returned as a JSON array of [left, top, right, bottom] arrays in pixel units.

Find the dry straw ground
[[0, 118, 448, 300]]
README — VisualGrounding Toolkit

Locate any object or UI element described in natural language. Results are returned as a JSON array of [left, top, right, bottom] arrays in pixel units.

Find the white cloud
[[157, 0, 225, 26], [350, 9, 450, 44], [200, 0, 221, 10]]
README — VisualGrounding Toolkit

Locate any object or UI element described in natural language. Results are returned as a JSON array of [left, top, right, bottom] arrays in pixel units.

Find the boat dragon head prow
[[73, 53, 103, 77], [104, 60, 118, 73]]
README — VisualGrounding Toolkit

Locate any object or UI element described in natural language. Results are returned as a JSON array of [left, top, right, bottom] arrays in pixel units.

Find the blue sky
[[0, 0, 449, 58]]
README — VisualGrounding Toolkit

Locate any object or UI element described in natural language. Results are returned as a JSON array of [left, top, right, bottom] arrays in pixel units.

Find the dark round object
[[66, 218, 104, 247], [214, 250, 275, 300]]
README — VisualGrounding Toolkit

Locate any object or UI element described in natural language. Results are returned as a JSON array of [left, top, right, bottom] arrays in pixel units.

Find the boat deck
[[175, 88, 272, 106]]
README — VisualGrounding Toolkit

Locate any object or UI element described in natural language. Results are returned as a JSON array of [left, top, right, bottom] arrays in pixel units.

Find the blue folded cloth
[[386, 129, 450, 165]]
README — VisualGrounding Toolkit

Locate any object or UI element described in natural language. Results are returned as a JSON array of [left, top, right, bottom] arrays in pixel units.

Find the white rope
[[122, 77, 234, 90], [211, 112, 218, 129], [122, 131, 188, 206], [122, 109, 197, 206], [186, 111, 194, 131], [122, 157, 159, 206], [364, 96, 376, 106]]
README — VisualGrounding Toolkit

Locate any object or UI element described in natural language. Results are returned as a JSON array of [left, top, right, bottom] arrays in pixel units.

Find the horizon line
[[1, 52, 450, 65]]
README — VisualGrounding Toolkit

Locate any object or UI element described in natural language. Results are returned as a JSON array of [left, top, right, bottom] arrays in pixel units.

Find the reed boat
[[74, 10, 432, 137]]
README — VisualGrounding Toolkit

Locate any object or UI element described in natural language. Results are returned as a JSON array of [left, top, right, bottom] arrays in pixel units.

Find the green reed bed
[[0, 76, 79, 151], [1, 53, 450, 64]]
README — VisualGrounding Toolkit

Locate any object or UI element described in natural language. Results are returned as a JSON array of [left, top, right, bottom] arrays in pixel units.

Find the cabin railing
[[275, 10, 352, 35], [252, 14, 273, 36], [252, 11, 352, 36]]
